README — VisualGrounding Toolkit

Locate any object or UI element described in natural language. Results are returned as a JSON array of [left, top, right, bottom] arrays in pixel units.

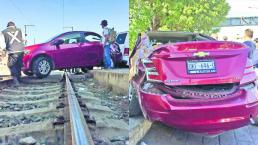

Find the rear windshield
[[116, 33, 127, 44], [149, 33, 215, 45]]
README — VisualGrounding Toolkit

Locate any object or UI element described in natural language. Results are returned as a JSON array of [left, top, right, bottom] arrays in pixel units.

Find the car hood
[[25, 43, 46, 51]]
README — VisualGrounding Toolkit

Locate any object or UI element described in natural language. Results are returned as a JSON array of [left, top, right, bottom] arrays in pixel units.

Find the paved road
[[140, 122, 258, 145]]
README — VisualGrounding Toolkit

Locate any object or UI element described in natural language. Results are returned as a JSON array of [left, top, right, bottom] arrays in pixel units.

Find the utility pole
[[63, 26, 74, 31], [24, 24, 35, 45]]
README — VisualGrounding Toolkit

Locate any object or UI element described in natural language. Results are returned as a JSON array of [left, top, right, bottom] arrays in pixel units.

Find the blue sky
[[0, 0, 129, 45]]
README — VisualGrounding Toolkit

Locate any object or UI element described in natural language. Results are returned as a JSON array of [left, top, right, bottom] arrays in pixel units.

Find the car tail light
[[240, 59, 257, 86], [244, 66, 255, 74], [124, 48, 129, 56], [142, 59, 162, 82]]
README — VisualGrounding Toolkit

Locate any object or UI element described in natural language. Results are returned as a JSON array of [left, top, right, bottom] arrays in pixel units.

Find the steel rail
[[0, 77, 13, 90], [65, 73, 94, 145]]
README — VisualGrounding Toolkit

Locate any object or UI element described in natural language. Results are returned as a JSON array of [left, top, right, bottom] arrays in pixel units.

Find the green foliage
[[129, 0, 230, 49]]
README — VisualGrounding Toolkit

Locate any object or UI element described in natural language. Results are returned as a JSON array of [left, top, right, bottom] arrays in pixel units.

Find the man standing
[[100, 20, 112, 69], [243, 29, 256, 59], [2, 21, 25, 86]]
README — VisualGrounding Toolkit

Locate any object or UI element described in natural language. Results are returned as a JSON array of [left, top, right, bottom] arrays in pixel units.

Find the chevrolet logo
[[193, 51, 210, 57]]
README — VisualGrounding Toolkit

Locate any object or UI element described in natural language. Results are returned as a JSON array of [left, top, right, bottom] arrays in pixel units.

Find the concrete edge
[[129, 117, 152, 145], [90, 69, 129, 95]]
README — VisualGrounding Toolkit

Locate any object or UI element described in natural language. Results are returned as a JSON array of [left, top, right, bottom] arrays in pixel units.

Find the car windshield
[[43, 33, 62, 43]]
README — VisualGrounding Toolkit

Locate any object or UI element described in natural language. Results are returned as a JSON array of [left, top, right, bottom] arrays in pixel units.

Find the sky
[[227, 0, 258, 17], [0, 0, 129, 45]]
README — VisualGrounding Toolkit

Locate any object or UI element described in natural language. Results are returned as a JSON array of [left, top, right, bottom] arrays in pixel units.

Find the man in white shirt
[[100, 20, 112, 69]]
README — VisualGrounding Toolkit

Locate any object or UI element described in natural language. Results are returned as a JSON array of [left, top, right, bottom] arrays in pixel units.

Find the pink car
[[129, 32, 258, 135], [22, 31, 122, 78]]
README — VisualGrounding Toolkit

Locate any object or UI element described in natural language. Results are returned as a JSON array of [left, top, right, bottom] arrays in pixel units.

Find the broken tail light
[[142, 59, 162, 82], [244, 66, 255, 74], [240, 59, 257, 86]]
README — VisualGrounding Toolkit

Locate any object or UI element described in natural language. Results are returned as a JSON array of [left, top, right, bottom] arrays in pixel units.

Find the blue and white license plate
[[187, 59, 216, 74]]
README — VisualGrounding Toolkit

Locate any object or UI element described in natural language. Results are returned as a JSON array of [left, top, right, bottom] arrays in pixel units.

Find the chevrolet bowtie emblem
[[193, 52, 210, 57]]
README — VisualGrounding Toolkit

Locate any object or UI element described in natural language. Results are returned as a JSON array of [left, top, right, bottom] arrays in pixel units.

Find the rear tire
[[81, 66, 93, 73], [119, 60, 128, 68], [129, 81, 142, 117], [32, 56, 52, 78]]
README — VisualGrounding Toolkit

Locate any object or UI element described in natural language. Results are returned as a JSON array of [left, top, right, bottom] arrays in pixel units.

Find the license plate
[[187, 59, 216, 74]]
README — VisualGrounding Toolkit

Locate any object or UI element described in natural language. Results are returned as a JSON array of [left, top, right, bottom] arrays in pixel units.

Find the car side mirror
[[52, 39, 64, 46]]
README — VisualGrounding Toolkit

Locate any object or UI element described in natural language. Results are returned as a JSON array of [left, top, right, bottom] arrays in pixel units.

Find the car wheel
[[32, 56, 52, 78], [23, 71, 33, 76], [129, 81, 142, 117], [81, 66, 93, 73]]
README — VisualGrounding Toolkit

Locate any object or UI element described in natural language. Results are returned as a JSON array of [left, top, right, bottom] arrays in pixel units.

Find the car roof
[[63, 31, 99, 34], [62, 31, 102, 37]]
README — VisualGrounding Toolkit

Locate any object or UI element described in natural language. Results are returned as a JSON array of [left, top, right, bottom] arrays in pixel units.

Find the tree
[[129, 0, 230, 49]]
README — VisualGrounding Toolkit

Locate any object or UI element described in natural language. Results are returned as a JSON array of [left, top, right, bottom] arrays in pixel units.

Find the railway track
[[0, 72, 129, 145]]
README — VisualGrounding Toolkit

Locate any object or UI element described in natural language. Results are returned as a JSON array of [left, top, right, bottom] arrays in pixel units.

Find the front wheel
[[32, 56, 52, 78], [129, 81, 142, 117]]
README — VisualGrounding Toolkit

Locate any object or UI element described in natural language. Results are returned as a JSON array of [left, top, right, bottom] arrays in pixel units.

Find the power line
[[9, 0, 32, 24], [62, 0, 65, 29]]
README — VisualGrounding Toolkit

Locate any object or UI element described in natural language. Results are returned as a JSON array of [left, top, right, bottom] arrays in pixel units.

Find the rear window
[[150, 37, 189, 44], [116, 33, 127, 44], [149, 34, 215, 45]]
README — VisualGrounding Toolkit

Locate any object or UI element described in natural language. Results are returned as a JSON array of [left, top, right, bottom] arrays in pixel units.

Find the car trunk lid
[[145, 41, 248, 86]]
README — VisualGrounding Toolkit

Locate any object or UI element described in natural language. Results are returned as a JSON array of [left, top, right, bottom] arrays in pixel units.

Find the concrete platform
[[129, 117, 152, 145], [90, 68, 129, 95]]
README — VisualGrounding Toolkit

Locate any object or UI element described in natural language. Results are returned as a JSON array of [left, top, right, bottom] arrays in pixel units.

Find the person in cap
[[2, 21, 25, 86], [100, 20, 112, 69]]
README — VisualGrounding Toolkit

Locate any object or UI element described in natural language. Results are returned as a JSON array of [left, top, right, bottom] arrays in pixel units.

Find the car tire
[[81, 66, 93, 73], [32, 56, 52, 79], [23, 71, 33, 76], [129, 81, 142, 117], [119, 60, 128, 68]]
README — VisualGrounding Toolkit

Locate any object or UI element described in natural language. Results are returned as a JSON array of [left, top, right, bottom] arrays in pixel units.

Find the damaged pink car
[[129, 31, 258, 135]]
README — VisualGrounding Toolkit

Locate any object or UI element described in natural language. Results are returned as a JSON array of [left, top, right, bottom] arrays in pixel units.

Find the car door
[[53, 32, 82, 69], [79, 32, 103, 66]]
